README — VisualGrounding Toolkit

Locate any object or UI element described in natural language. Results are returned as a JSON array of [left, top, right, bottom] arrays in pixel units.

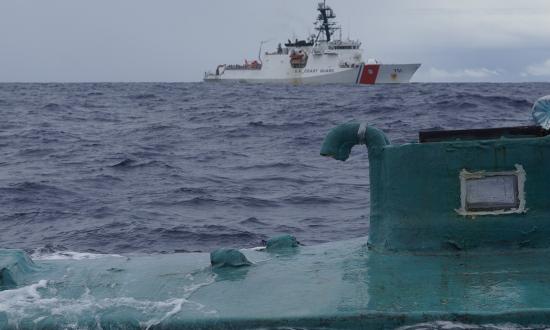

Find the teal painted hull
[[3, 238, 550, 328], [4, 122, 550, 328]]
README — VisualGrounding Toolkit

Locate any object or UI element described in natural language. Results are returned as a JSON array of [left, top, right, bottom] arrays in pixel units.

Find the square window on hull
[[456, 165, 526, 216], [465, 175, 519, 212]]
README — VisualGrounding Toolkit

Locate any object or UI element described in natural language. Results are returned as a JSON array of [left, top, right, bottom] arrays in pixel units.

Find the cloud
[[426, 67, 501, 82], [522, 59, 550, 77], [2, 0, 550, 81]]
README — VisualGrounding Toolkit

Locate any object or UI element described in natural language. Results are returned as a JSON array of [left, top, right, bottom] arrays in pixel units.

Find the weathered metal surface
[[4, 238, 550, 328], [368, 133, 550, 252], [321, 121, 550, 251], [419, 125, 549, 143]]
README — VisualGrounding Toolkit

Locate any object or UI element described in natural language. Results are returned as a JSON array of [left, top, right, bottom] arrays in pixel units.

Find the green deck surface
[[3, 239, 550, 328]]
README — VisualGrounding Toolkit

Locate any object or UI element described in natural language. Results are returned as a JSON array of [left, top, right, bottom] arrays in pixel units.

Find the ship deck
[[3, 238, 550, 328]]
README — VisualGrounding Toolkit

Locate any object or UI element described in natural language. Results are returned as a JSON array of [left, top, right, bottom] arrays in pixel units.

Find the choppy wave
[[31, 250, 123, 260], [0, 82, 547, 256], [0, 273, 217, 329]]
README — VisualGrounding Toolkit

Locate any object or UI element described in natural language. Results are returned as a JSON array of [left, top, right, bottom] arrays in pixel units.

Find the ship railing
[[265, 48, 290, 55], [224, 64, 263, 70], [338, 63, 361, 68]]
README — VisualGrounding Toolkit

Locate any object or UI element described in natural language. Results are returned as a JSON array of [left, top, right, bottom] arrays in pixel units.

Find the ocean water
[[2, 82, 550, 329], [0, 82, 548, 256]]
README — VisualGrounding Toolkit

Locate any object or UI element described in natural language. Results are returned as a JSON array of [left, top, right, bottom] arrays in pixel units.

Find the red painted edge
[[358, 64, 380, 85]]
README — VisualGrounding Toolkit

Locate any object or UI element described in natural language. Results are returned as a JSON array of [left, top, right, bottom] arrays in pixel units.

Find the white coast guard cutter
[[204, 1, 420, 85]]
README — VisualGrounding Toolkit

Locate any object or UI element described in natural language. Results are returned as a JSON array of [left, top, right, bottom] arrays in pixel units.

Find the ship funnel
[[320, 122, 389, 161]]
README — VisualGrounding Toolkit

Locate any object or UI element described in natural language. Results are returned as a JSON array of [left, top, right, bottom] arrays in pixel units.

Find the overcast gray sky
[[1, 0, 550, 82]]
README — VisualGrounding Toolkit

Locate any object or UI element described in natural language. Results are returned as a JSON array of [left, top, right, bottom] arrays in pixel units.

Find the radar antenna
[[314, 0, 339, 43]]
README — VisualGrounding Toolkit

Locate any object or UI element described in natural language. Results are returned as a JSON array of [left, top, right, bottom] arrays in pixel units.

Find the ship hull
[[205, 63, 420, 85], [5, 238, 550, 329]]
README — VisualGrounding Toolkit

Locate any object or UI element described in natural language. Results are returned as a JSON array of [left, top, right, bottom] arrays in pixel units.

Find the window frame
[[456, 164, 526, 216]]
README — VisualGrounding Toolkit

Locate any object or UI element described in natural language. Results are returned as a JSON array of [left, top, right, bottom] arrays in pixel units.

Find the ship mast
[[314, 0, 338, 43]]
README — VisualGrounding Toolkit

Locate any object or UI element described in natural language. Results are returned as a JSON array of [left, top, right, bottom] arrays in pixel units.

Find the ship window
[[465, 175, 518, 211], [456, 165, 526, 215]]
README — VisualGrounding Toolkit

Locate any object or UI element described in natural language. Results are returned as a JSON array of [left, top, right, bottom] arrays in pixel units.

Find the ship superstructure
[[204, 1, 420, 84]]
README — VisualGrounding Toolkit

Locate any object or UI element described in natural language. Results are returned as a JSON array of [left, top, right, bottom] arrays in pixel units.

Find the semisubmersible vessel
[[3, 98, 550, 328], [204, 1, 420, 85]]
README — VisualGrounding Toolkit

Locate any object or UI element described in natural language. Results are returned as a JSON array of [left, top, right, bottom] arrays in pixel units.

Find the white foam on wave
[[0, 279, 53, 323], [0, 279, 48, 307], [31, 251, 124, 260], [141, 298, 186, 330], [183, 272, 216, 295], [0, 272, 217, 328]]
